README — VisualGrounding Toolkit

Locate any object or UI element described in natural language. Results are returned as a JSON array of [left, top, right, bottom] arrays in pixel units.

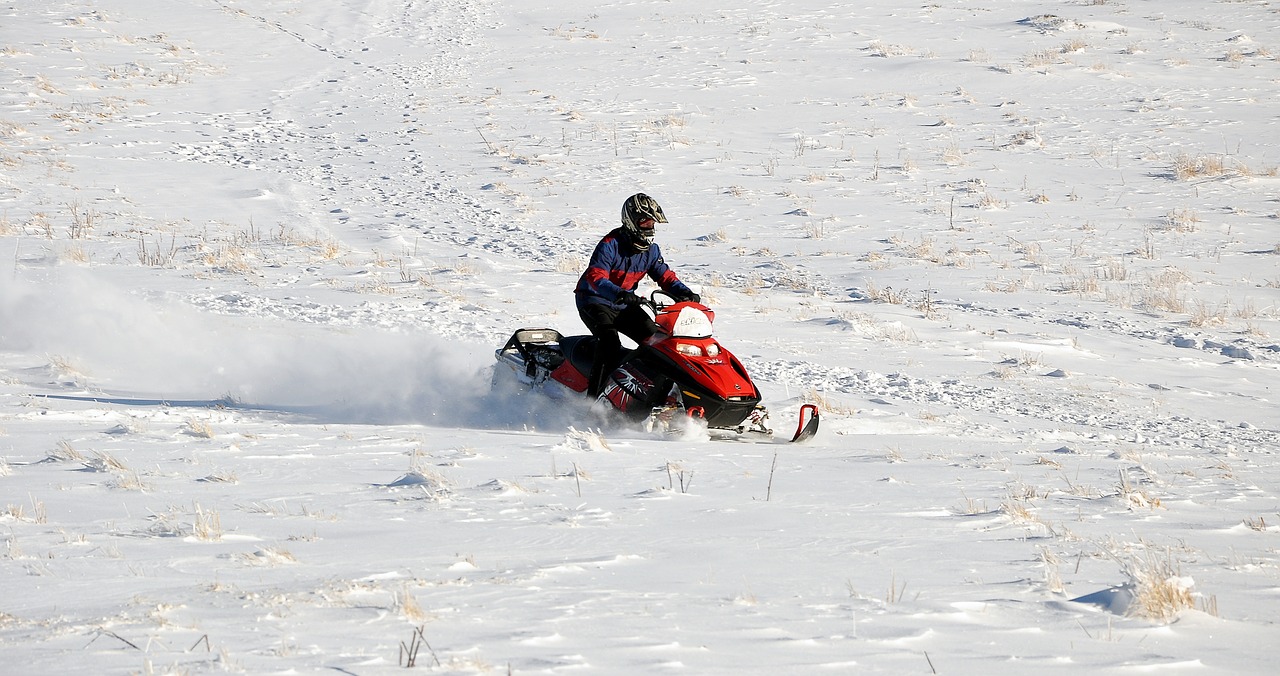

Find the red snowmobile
[[494, 293, 819, 442]]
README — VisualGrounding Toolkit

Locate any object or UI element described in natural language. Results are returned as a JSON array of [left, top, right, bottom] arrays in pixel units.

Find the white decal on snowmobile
[[670, 306, 713, 338]]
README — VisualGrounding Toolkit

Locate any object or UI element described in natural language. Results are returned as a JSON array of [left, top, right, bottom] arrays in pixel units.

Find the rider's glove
[[616, 290, 642, 306], [674, 291, 701, 304]]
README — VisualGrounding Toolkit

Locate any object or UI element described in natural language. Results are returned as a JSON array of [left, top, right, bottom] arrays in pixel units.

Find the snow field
[[2, 0, 1279, 673]]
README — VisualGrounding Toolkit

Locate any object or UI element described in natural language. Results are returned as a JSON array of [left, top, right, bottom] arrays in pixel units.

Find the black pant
[[578, 302, 661, 397]]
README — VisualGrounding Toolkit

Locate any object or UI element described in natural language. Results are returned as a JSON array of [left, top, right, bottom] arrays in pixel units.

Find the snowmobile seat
[[558, 335, 597, 377]]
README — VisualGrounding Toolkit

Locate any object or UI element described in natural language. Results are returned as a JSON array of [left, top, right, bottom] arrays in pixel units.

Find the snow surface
[[2, 0, 1279, 673]]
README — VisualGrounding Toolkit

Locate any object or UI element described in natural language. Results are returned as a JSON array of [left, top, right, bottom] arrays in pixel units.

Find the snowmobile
[[493, 292, 819, 443]]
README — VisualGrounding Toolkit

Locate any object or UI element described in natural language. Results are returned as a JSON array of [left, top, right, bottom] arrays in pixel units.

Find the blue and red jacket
[[575, 228, 693, 311]]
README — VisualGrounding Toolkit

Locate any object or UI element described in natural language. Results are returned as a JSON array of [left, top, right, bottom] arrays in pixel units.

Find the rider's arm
[[647, 245, 693, 298], [579, 237, 632, 302]]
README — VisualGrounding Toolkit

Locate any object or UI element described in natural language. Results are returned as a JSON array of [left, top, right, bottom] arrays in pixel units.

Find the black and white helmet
[[620, 193, 667, 252]]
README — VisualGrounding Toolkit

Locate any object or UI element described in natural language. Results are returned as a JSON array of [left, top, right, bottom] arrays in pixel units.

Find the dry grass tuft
[[397, 584, 431, 622], [200, 470, 239, 484], [804, 388, 857, 416], [559, 427, 611, 452], [1124, 548, 1195, 622], [193, 503, 223, 541], [4, 497, 47, 524], [1161, 208, 1200, 232], [1187, 300, 1229, 328], [863, 279, 909, 305], [183, 418, 216, 438], [85, 450, 129, 473], [1171, 153, 1233, 180], [1243, 516, 1268, 532], [867, 40, 916, 58], [48, 439, 85, 463], [1118, 469, 1163, 510], [239, 546, 298, 566], [1040, 547, 1065, 594], [1139, 268, 1191, 314], [554, 254, 584, 273]]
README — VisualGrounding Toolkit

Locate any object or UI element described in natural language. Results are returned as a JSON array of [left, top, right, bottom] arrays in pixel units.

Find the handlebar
[[632, 290, 700, 312], [648, 290, 679, 309]]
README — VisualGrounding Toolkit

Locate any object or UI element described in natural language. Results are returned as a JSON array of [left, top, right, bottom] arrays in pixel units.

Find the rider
[[575, 193, 700, 398]]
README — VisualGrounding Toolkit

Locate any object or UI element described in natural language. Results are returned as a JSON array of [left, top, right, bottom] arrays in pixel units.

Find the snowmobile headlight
[[676, 343, 703, 357], [705, 343, 720, 357]]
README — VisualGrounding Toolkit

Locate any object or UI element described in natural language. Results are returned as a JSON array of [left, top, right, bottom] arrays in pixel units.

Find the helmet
[[620, 193, 667, 252]]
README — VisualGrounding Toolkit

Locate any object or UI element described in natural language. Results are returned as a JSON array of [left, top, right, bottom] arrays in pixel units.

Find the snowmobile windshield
[[665, 306, 713, 338]]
